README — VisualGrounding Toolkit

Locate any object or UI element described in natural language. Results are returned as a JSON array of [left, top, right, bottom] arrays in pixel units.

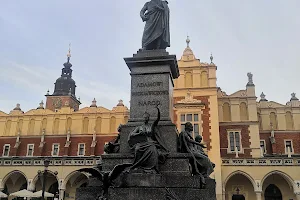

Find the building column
[[256, 191, 262, 200], [59, 189, 65, 200]]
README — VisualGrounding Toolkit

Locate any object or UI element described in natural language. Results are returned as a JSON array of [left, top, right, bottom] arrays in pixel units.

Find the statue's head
[[195, 135, 202, 143], [184, 122, 193, 132], [143, 112, 150, 123]]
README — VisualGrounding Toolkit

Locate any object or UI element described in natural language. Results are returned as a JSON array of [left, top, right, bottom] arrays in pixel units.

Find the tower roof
[[180, 36, 196, 61], [52, 45, 77, 96]]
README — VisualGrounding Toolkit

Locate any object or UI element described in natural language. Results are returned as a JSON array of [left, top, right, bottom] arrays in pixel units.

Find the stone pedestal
[[124, 49, 179, 123]]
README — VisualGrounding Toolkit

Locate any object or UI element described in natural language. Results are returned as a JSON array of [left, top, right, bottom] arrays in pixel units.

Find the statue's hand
[[141, 15, 149, 22]]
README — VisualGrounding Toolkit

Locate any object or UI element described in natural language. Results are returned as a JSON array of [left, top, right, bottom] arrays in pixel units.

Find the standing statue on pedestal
[[178, 122, 215, 187], [128, 106, 169, 173], [140, 0, 170, 50]]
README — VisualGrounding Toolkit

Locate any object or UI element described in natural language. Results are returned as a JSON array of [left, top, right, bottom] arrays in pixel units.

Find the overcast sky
[[1, 1, 300, 113]]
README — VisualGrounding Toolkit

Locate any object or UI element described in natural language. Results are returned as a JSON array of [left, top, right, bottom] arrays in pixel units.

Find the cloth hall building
[[0, 39, 299, 200]]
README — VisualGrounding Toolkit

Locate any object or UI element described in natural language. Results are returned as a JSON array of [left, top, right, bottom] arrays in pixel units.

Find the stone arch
[[53, 118, 60, 134], [61, 170, 89, 190], [1, 170, 28, 189], [4, 120, 12, 136], [66, 117, 72, 131], [222, 102, 231, 121], [110, 116, 116, 133], [224, 170, 256, 191], [239, 102, 248, 121], [185, 71, 193, 88], [31, 170, 59, 187], [82, 117, 89, 134], [224, 171, 257, 200], [261, 170, 295, 190], [270, 112, 277, 130], [28, 119, 35, 135], [200, 71, 208, 87], [41, 118, 47, 132], [95, 117, 102, 133]]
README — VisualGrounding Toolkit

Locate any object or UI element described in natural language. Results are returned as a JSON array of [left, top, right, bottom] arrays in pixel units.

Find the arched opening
[[223, 103, 231, 121], [232, 194, 245, 200], [262, 172, 295, 200], [285, 111, 294, 130], [200, 71, 208, 87], [185, 72, 193, 88], [264, 184, 282, 200], [257, 113, 262, 130], [110, 116, 116, 133], [95, 117, 102, 133], [239, 102, 248, 121], [4, 120, 12, 136], [53, 118, 60, 134], [66, 117, 72, 132], [41, 118, 47, 132], [2, 171, 28, 196], [82, 117, 89, 134], [270, 112, 277, 130], [225, 172, 256, 200], [34, 171, 59, 198], [64, 171, 88, 200], [16, 119, 23, 135], [28, 119, 35, 135]]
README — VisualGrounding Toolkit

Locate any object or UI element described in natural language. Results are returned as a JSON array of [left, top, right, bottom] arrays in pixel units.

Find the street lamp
[[38, 159, 50, 200]]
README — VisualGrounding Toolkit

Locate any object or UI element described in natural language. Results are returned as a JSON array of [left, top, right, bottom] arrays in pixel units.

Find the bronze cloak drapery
[[142, 0, 170, 49]]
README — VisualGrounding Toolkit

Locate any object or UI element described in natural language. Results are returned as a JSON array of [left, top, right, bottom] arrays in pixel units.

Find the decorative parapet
[[222, 158, 300, 166], [0, 156, 100, 166]]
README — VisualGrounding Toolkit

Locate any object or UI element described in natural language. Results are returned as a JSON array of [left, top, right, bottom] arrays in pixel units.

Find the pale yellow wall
[[0, 105, 129, 137]]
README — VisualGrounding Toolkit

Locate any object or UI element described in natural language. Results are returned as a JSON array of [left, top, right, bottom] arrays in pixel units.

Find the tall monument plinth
[[125, 49, 179, 123]]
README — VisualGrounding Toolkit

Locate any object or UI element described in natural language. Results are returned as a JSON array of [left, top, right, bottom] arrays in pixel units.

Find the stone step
[[102, 153, 192, 174], [108, 187, 216, 200]]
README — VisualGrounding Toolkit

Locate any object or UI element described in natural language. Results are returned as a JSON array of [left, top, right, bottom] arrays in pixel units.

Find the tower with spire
[[45, 45, 81, 111]]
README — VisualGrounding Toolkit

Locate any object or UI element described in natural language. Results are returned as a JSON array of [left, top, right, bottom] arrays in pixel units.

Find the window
[[78, 143, 85, 156], [27, 144, 34, 157], [223, 103, 231, 121], [52, 144, 60, 156], [2, 144, 10, 157], [260, 140, 266, 154], [228, 131, 242, 152], [285, 140, 294, 154], [180, 113, 200, 138]]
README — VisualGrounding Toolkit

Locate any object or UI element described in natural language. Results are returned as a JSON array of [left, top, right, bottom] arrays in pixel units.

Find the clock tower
[[45, 46, 81, 111]]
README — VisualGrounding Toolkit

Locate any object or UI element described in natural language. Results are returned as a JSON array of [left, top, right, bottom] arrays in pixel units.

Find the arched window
[[124, 116, 129, 124], [200, 71, 208, 87], [83, 117, 89, 134], [66, 117, 72, 131], [185, 72, 193, 88], [223, 103, 231, 121], [53, 118, 60, 134], [28, 119, 35, 135], [16, 119, 23, 135], [4, 120, 12, 135], [270, 112, 277, 130], [95, 117, 102, 133], [240, 102, 248, 121], [285, 111, 294, 130], [41, 118, 47, 131], [110, 116, 116, 133]]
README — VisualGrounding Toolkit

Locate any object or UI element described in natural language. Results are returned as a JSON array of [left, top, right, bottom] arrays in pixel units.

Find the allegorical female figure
[[128, 106, 168, 173], [178, 122, 214, 186], [140, 0, 170, 50]]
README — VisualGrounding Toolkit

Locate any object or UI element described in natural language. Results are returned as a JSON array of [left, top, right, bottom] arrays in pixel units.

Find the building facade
[[0, 39, 300, 200]]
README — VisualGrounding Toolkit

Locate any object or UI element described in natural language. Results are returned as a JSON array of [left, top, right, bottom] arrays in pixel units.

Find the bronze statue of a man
[[140, 0, 170, 50]]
